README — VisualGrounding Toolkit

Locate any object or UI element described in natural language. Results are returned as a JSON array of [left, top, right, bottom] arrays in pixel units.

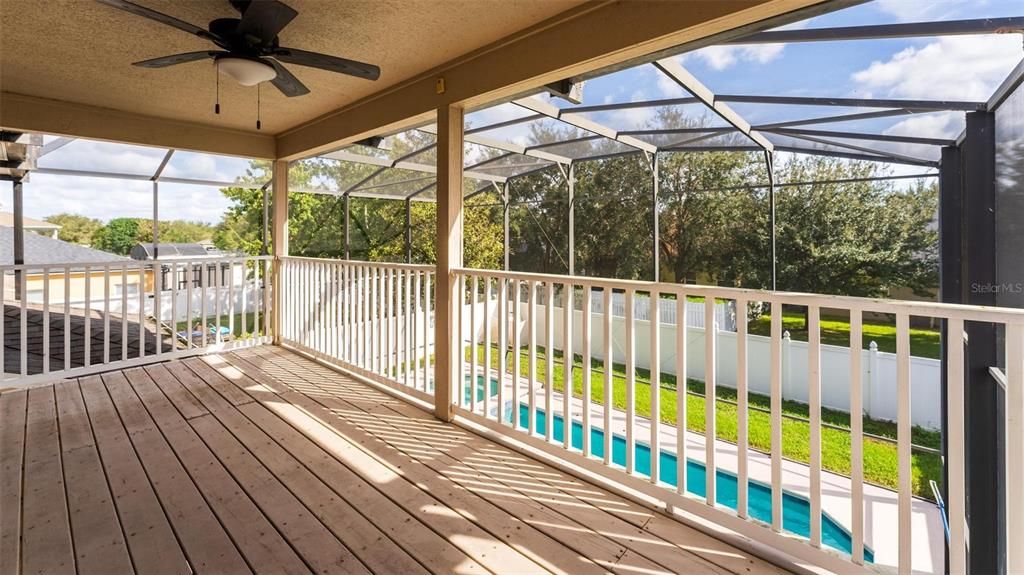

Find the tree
[[44, 213, 102, 245], [91, 217, 139, 255]]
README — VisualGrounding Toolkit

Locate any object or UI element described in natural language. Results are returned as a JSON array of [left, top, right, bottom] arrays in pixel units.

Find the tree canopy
[[215, 106, 938, 299]]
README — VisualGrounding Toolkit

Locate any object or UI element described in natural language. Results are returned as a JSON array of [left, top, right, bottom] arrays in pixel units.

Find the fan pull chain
[[215, 60, 221, 115], [256, 82, 262, 130]]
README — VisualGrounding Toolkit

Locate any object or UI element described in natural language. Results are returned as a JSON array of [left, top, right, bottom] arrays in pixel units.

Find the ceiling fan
[[96, 0, 381, 97]]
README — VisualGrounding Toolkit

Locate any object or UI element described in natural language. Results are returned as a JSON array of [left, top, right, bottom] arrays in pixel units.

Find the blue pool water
[[464, 376, 872, 562]]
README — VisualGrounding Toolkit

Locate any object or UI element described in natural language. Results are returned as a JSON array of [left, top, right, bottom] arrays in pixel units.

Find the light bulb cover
[[216, 56, 277, 86]]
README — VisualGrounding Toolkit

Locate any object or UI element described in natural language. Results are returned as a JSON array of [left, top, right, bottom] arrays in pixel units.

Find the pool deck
[[471, 368, 945, 575]]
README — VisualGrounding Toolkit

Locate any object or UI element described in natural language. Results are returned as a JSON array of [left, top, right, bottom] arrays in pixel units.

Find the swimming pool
[[464, 375, 872, 562]]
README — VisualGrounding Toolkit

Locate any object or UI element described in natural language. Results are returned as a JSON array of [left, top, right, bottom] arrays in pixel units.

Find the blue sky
[[3, 0, 1022, 225]]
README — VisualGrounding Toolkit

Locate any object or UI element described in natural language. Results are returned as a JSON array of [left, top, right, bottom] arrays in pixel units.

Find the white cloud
[[873, 0, 974, 22], [681, 44, 786, 71], [851, 35, 1022, 101]]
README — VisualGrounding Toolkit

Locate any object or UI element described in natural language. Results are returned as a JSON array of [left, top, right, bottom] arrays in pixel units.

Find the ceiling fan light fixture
[[217, 56, 277, 86]]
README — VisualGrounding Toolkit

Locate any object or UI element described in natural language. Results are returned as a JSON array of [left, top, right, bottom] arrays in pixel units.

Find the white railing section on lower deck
[[448, 267, 1024, 575], [278, 257, 436, 402], [0, 255, 273, 388]]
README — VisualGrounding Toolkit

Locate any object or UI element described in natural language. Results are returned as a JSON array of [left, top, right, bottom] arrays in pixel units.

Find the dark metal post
[[503, 182, 510, 271], [938, 145, 962, 574], [343, 192, 351, 260], [12, 178, 24, 299], [764, 150, 777, 290], [405, 197, 412, 264], [651, 152, 660, 282], [960, 111, 1003, 575], [567, 163, 575, 275]]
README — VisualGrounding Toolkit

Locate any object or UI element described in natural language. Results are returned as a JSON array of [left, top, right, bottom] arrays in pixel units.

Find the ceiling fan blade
[[133, 51, 222, 68], [267, 59, 310, 97], [237, 0, 297, 46], [273, 47, 380, 81], [95, 0, 219, 42]]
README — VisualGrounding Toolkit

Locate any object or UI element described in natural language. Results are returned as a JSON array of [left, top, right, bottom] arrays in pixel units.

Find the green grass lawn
[[468, 343, 941, 499], [174, 312, 264, 339], [748, 310, 941, 359]]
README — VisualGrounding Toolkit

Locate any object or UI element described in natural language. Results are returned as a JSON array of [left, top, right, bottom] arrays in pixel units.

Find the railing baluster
[[104, 265, 111, 363], [625, 288, 636, 474], [736, 297, 748, 517], [850, 308, 865, 564], [153, 263, 161, 356], [19, 267, 27, 376], [484, 277, 492, 418], [412, 269, 420, 390], [65, 268, 72, 371], [186, 261, 193, 351], [120, 265, 128, 360], [703, 296, 715, 505], [498, 277, 507, 425], [470, 275, 479, 411], [423, 272, 431, 394], [169, 262, 178, 351], [676, 292, 687, 494], [200, 260, 208, 349], [528, 280, 537, 436], [650, 289, 660, 483], [42, 268, 50, 374], [563, 282, 573, 449], [582, 285, 592, 457], [215, 260, 223, 348], [545, 282, 555, 443], [404, 269, 412, 387], [83, 265, 91, 368], [603, 287, 613, 466], [770, 301, 783, 531], [0, 272, 5, 378], [896, 312, 912, 575], [512, 279, 522, 429], [808, 305, 822, 547]]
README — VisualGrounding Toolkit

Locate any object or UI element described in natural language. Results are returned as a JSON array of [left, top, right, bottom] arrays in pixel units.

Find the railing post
[[271, 159, 289, 345], [435, 104, 464, 421], [867, 340, 878, 418], [781, 330, 792, 399]]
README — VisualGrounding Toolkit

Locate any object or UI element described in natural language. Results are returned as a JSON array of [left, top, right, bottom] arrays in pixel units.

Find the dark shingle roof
[[130, 243, 216, 260], [0, 226, 127, 270]]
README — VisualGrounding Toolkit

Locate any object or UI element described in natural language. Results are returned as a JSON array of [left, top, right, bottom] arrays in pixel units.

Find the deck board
[[1, 345, 790, 575]]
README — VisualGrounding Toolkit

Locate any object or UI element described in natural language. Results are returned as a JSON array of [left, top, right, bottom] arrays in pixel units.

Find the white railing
[[1, 255, 273, 388], [278, 257, 436, 401], [449, 267, 1024, 575]]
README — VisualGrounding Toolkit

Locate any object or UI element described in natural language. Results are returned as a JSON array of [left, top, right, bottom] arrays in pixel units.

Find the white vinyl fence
[[464, 294, 942, 429]]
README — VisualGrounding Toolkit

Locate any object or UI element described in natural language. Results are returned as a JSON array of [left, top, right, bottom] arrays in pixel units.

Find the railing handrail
[[0, 254, 272, 273], [455, 266, 1024, 324], [281, 256, 434, 272]]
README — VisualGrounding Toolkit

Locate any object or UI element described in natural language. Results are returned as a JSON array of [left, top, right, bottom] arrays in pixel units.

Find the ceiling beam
[[727, 17, 1024, 44], [653, 58, 774, 152], [1, 93, 275, 159]]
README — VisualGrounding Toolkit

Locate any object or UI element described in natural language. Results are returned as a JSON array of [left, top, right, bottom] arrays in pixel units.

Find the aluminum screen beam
[[755, 109, 924, 129], [727, 17, 1024, 44], [419, 124, 570, 164], [716, 94, 985, 111], [513, 97, 657, 153], [324, 149, 507, 183], [40, 137, 74, 156], [654, 58, 774, 152], [771, 131, 939, 167], [766, 127, 955, 146]]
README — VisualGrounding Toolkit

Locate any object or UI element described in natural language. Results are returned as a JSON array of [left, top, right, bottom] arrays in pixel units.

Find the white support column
[[435, 104, 464, 421], [271, 159, 289, 344]]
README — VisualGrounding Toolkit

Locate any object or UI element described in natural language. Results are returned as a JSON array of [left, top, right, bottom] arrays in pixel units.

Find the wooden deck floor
[[0, 345, 790, 575]]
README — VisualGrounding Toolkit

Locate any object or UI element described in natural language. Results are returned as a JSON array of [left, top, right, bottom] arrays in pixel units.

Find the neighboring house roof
[[0, 212, 62, 230], [0, 226, 127, 271], [130, 243, 222, 261]]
